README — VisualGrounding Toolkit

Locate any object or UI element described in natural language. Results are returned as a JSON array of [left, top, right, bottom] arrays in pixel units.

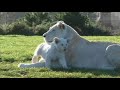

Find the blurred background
[[0, 12, 120, 36]]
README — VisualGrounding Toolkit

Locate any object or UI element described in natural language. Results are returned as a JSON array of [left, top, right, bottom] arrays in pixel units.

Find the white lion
[[19, 21, 120, 70], [18, 37, 68, 69]]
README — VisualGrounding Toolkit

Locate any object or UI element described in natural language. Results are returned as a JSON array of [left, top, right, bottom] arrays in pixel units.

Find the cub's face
[[54, 37, 69, 52]]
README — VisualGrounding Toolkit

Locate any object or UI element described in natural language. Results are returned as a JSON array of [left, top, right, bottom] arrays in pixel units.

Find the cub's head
[[53, 37, 69, 52]]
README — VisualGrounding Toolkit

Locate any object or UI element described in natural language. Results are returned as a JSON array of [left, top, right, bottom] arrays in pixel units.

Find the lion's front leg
[[59, 57, 68, 69], [18, 61, 45, 68], [32, 56, 39, 64], [45, 57, 51, 68]]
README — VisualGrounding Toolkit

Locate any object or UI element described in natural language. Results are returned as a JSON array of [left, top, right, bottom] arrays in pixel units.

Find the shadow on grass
[[0, 56, 32, 63], [51, 67, 120, 77], [0, 58, 15, 63]]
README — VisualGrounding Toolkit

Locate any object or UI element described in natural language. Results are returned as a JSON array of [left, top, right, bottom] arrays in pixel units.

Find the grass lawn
[[1, 35, 120, 78]]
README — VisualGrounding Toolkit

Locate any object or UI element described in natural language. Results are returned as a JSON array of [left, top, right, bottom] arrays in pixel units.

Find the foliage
[[0, 12, 112, 36], [34, 21, 55, 35], [0, 24, 11, 35], [52, 12, 111, 36], [8, 21, 34, 35], [23, 12, 50, 27], [0, 25, 5, 35]]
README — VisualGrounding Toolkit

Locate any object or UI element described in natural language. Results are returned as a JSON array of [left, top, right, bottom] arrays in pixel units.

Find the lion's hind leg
[[106, 44, 120, 68]]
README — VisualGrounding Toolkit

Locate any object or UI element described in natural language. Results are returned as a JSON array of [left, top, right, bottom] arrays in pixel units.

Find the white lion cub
[[32, 37, 69, 69]]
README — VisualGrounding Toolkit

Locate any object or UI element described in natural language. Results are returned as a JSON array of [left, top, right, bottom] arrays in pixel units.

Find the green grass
[[1, 35, 120, 78]]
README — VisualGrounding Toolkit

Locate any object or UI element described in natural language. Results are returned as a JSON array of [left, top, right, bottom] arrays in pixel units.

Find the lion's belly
[[66, 42, 114, 69]]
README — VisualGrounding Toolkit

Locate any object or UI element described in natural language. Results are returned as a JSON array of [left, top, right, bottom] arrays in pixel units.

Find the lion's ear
[[54, 37, 60, 44], [57, 21, 65, 29]]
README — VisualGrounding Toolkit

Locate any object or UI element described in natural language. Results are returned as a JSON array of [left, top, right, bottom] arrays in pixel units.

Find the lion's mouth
[[44, 38, 53, 43], [47, 40, 53, 43]]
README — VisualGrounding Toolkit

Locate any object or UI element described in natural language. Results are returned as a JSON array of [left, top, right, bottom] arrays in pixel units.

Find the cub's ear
[[57, 21, 65, 29], [54, 37, 60, 44]]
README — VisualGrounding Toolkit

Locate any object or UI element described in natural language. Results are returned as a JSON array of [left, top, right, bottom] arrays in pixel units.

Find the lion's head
[[43, 21, 68, 43]]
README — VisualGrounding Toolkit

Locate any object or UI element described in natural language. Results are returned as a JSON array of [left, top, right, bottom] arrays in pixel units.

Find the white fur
[[19, 21, 120, 70], [105, 44, 120, 68], [42, 21, 120, 70], [18, 37, 68, 69]]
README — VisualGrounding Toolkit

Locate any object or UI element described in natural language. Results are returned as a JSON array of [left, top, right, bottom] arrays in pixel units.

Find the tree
[[51, 12, 91, 34], [50, 12, 111, 35], [23, 12, 50, 27]]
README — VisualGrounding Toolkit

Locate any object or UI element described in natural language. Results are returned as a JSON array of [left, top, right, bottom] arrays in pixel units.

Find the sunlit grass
[[1, 35, 120, 78]]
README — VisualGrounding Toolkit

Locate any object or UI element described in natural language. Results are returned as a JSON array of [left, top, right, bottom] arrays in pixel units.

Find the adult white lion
[[42, 21, 120, 70], [19, 21, 120, 70]]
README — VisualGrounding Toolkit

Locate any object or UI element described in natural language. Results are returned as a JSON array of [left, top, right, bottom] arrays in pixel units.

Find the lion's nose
[[43, 34, 46, 37]]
